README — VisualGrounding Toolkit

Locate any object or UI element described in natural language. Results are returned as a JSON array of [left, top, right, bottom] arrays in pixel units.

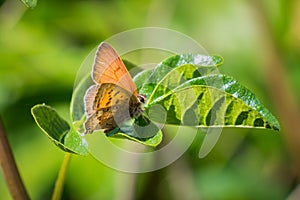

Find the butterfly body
[[84, 43, 146, 134]]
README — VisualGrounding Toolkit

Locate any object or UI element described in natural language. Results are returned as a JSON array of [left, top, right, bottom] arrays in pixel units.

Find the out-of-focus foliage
[[0, 0, 299, 199], [20, 0, 37, 9]]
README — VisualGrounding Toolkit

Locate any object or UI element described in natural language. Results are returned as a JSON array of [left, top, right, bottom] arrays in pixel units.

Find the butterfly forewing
[[92, 42, 138, 96]]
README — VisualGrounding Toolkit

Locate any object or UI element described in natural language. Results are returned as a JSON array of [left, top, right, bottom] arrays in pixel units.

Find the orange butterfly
[[84, 42, 146, 134]]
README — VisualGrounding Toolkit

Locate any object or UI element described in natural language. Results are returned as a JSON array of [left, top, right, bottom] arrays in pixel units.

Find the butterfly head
[[138, 94, 147, 104], [129, 94, 147, 117]]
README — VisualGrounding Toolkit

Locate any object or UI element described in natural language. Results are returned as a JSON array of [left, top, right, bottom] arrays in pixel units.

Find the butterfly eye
[[138, 94, 147, 104]]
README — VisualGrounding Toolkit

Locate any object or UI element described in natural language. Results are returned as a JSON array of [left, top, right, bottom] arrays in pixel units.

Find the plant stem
[[52, 153, 72, 200], [0, 117, 30, 200], [251, 0, 300, 182]]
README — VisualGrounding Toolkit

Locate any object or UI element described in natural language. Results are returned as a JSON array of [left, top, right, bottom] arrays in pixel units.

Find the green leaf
[[107, 125, 163, 147], [106, 114, 163, 147], [134, 53, 223, 98], [111, 130, 163, 147], [148, 74, 280, 130], [63, 126, 88, 155], [31, 104, 88, 155], [133, 68, 155, 97], [147, 64, 211, 103], [20, 0, 37, 9]]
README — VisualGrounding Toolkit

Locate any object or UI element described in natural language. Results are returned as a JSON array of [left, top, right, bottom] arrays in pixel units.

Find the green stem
[[0, 117, 30, 200], [52, 153, 72, 200]]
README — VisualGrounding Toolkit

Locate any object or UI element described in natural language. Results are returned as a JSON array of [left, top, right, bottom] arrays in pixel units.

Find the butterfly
[[84, 42, 146, 134]]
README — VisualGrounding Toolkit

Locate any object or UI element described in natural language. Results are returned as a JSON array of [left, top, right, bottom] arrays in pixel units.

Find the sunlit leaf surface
[[31, 104, 88, 155]]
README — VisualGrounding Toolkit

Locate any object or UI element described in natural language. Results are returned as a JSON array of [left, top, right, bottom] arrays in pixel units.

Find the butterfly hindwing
[[84, 84, 100, 117], [84, 83, 141, 133]]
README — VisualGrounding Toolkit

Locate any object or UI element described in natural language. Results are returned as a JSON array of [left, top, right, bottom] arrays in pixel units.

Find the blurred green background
[[1, 0, 300, 199]]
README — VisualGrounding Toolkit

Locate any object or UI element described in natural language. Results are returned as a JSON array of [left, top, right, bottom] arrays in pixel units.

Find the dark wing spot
[[114, 91, 120, 96], [105, 100, 111, 106]]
